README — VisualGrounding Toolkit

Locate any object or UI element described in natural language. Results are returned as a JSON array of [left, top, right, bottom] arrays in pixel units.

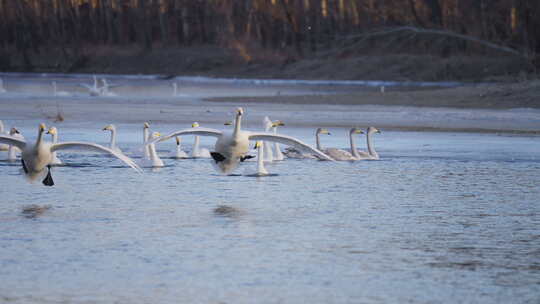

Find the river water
[[0, 74, 539, 303]]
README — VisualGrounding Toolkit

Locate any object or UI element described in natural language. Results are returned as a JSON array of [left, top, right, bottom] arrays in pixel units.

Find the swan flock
[[0, 108, 381, 186]]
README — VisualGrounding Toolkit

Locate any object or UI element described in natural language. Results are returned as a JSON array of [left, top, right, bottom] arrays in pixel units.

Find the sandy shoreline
[[1, 75, 539, 134]]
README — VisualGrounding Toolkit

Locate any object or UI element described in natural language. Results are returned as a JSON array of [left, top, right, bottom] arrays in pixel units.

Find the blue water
[[1, 126, 539, 303]]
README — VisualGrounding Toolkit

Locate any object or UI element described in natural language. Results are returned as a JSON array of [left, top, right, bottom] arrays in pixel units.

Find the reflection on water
[[0, 129, 539, 303]]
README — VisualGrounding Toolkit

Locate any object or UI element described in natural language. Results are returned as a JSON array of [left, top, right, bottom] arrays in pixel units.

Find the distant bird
[[79, 75, 102, 96], [7, 127, 24, 162], [52, 81, 72, 97], [351, 126, 381, 160], [100, 79, 119, 97], [0, 78, 6, 93]]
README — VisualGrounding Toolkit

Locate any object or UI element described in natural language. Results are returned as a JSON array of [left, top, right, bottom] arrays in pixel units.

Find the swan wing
[[248, 132, 333, 161], [51, 141, 142, 172], [0, 135, 26, 150], [149, 128, 223, 145]]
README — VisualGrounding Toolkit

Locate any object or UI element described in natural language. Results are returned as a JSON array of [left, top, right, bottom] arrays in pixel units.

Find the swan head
[[47, 127, 58, 135], [316, 128, 331, 135], [102, 124, 115, 132], [9, 127, 20, 135], [192, 122, 200, 128], [254, 141, 262, 149], [236, 107, 244, 116], [143, 122, 150, 129], [350, 128, 364, 135], [368, 126, 381, 134], [272, 120, 285, 127], [39, 123, 47, 133]]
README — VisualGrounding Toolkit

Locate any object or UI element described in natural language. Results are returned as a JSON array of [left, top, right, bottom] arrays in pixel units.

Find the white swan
[[352, 126, 381, 160], [79, 75, 102, 96], [172, 82, 178, 97], [148, 108, 333, 174], [283, 128, 330, 159], [190, 122, 211, 158], [7, 127, 24, 161], [252, 141, 269, 176], [0, 123, 141, 186], [141, 132, 164, 168], [271, 120, 285, 161], [262, 117, 274, 162], [102, 124, 122, 152], [0, 120, 8, 151], [100, 79, 118, 97], [322, 128, 367, 161], [143, 122, 150, 159], [170, 136, 188, 159], [52, 81, 72, 97], [46, 127, 62, 165], [0, 78, 6, 93]]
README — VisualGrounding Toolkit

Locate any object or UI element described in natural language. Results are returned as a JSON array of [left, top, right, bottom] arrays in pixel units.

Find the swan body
[[190, 122, 211, 158], [100, 79, 118, 97], [46, 127, 62, 165], [0, 123, 141, 186], [352, 126, 381, 160], [149, 108, 333, 174], [319, 128, 366, 161], [141, 132, 164, 167], [102, 124, 122, 152], [171, 136, 188, 159], [7, 127, 24, 161], [52, 81, 72, 97]]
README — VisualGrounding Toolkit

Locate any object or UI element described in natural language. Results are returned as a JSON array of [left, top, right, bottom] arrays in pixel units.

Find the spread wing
[[51, 141, 142, 172], [248, 132, 333, 161], [148, 127, 222, 145], [0, 135, 26, 150]]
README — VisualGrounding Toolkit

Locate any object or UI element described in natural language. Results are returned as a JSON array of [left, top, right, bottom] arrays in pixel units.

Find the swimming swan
[[0, 120, 8, 151], [283, 128, 330, 159], [102, 124, 122, 152], [46, 127, 62, 165], [0, 123, 141, 186], [148, 108, 333, 174], [352, 126, 381, 160], [190, 122, 211, 158], [262, 117, 274, 162], [170, 136, 188, 159], [271, 120, 285, 161], [7, 127, 24, 161], [143, 122, 151, 159], [322, 128, 365, 161], [141, 132, 164, 167], [253, 141, 269, 176], [52, 81, 72, 97], [79, 75, 102, 96]]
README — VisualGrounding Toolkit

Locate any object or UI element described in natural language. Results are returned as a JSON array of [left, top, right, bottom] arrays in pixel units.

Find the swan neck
[[0, 121, 4, 133], [110, 129, 117, 148], [367, 132, 376, 156], [350, 131, 360, 158], [233, 114, 242, 136], [149, 143, 158, 160], [36, 130, 44, 146], [316, 131, 322, 150], [193, 136, 200, 150], [257, 144, 266, 174], [52, 133, 58, 143]]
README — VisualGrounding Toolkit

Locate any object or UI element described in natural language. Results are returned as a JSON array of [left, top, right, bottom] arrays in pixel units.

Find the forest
[[0, 0, 538, 74]]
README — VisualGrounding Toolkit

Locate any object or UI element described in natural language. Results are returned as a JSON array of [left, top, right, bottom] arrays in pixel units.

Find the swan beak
[[273, 121, 285, 127], [144, 122, 150, 128], [175, 137, 180, 145], [192, 122, 200, 128], [236, 107, 244, 116], [39, 123, 46, 132]]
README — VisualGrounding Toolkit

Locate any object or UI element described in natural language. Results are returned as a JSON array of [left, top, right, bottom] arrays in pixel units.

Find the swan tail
[[42, 165, 54, 186]]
